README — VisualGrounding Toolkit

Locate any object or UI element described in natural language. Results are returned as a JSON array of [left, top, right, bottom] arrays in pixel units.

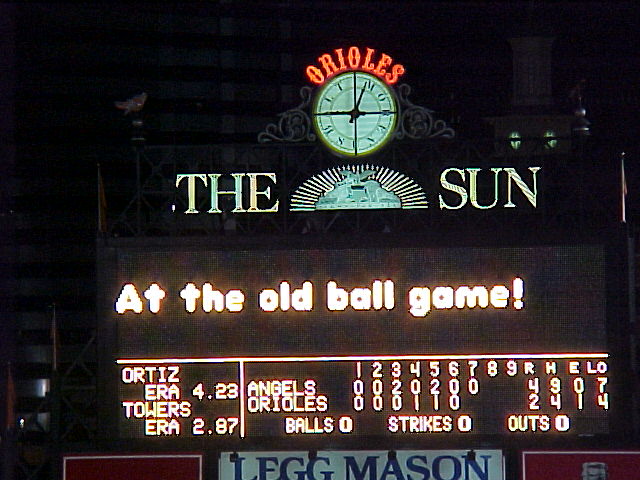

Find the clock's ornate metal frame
[[394, 84, 454, 140], [257, 86, 317, 143], [257, 83, 454, 145]]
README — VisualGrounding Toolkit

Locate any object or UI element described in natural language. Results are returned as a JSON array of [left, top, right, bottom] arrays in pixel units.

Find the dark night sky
[[7, 2, 639, 179]]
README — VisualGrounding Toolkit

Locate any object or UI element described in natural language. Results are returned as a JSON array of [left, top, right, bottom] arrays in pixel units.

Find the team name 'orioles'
[[306, 46, 406, 85]]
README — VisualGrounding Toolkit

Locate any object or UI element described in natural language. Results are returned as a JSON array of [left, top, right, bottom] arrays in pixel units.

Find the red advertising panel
[[63, 454, 202, 480], [522, 451, 640, 480]]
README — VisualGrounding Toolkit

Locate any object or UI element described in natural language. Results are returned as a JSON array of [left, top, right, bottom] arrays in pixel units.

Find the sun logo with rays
[[290, 165, 428, 211]]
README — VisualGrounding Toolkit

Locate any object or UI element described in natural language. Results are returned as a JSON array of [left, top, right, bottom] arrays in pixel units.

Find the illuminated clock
[[313, 71, 397, 156]]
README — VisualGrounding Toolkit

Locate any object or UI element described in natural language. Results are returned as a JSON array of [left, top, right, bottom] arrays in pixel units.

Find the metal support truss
[[109, 133, 608, 241], [10, 334, 97, 480]]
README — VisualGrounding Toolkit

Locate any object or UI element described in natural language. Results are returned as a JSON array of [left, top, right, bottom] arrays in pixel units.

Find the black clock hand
[[314, 107, 393, 117], [357, 109, 394, 115], [314, 110, 353, 116], [350, 85, 367, 123], [355, 85, 366, 109]]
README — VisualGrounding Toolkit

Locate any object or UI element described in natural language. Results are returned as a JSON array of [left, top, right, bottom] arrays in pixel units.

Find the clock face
[[313, 71, 397, 156]]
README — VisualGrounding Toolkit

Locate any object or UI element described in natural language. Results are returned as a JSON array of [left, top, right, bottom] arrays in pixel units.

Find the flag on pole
[[621, 152, 628, 223], [98, 163, 108, 233], [50, 303, 59, 372], [4, 362, 16, 432]]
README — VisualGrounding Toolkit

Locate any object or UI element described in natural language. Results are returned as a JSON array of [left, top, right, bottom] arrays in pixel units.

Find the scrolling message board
[[102, 244, 612, 439]]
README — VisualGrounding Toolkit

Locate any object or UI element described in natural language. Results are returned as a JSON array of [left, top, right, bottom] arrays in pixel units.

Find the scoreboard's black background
[[110, 244, 605, 357], [97, 234, 632, 447]]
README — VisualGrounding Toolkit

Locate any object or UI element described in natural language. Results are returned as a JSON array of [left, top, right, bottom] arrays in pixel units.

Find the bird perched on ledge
[[115, 92, 147, 115]]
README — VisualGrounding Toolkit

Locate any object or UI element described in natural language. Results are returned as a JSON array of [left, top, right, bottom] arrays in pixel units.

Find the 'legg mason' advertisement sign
[[219, 450, 503, 480]]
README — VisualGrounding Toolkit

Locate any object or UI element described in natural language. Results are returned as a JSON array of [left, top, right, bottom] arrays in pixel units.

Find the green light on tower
[[508, 131, 521, 150], [544, 129, 557, 149]]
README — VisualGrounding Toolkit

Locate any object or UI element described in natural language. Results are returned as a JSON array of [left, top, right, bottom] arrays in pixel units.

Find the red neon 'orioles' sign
[[306, 46, 406, 86]]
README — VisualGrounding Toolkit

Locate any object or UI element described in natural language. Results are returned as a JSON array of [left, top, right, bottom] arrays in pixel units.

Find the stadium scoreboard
[[99, 243, 616, 440]]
